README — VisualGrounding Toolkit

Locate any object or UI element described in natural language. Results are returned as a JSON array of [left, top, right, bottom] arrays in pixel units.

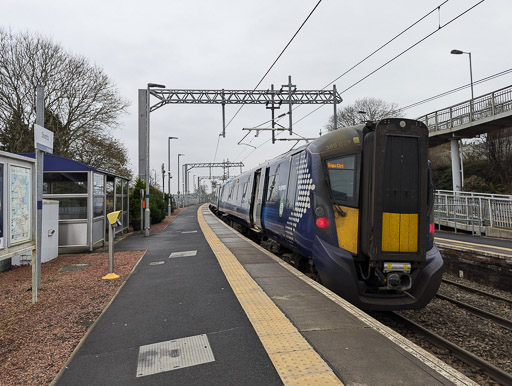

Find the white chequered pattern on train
[[285, 152, 315, 241]]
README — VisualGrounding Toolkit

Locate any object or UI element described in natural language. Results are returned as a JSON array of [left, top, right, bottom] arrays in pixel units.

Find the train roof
[[220, 124, 368, 186]]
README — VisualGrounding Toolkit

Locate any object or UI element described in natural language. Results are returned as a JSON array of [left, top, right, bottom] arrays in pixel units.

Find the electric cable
[[339, 0, 485, 95], [400, 69, 512, 111], [213, 0, 323, 162], [293, 0, 486, 126]]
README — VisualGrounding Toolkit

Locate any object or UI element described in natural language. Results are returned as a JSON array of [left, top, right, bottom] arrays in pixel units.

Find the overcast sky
[[5, 0, 512, 193]]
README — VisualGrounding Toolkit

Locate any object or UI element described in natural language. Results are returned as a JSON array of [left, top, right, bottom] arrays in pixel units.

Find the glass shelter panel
[[93, 173, 105, 195], [93, 197, 104, 218], [55, 197, 88, 220], [44, 173, 88, 194], [106, 180, 114, 214]]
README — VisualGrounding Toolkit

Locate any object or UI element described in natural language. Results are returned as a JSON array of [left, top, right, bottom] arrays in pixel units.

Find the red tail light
[[429, 223, 435, 234], [316, 217, 329, 228]]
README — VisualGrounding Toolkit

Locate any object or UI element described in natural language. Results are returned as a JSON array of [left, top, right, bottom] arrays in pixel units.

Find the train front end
[[308, 118, 443, 310]]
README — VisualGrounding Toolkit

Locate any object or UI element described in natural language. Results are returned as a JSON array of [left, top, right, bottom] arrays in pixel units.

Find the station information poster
[[0, 163, 3, 249], [9, 165, 31, 244]]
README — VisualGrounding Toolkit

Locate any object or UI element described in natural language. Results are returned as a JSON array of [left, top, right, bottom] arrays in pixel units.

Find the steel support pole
[[182, 165, 185, 207], [177, 155, 180, 210], [468, 52, 474, 122], [168, 138, 175, 217], [288, 76, 293, 135], [168, 139, 170, 216], [161, 164, 165, 200], [145, 86, 151, 236], [333, 84, 338, 131], [450, 138, 462, 192], [33, 85, 44, 303], [108, 222, 114, 273], [138, 89, 151, 236], [222, 89, 226, 138]]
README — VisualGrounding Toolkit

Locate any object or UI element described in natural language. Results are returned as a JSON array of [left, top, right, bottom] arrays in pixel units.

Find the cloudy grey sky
[[5, 0, 512, 193]]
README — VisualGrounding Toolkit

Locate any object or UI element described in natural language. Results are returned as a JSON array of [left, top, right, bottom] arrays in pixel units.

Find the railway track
[[442, 278, 512, 304], [390, 312, 512, 386], [435, 293, 512, 330]]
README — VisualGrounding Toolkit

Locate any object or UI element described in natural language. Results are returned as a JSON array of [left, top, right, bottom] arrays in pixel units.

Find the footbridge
[[418, 85, 512, 191], [419, 85, 512, 147]]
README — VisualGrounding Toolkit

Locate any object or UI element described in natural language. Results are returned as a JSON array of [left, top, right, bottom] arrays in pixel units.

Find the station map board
[[9, 165, 31, 244], [0, 152, 35, 262]]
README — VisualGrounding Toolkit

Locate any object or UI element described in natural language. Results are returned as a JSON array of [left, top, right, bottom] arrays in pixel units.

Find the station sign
[[34, 124, 54, 154]]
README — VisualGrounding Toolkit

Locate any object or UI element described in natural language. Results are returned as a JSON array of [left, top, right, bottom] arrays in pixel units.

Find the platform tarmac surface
[[55, 205, 476, 385]]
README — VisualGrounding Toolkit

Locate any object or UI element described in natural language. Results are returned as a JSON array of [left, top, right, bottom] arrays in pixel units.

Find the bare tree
[[481, 129, 512, 190], [73, 132, 133, 180], [325, 97, 402, 131], [0, 28, 130, 170]]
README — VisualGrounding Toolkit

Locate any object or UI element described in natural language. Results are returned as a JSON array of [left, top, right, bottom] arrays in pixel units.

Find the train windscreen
[[326, 155, 356, 201]]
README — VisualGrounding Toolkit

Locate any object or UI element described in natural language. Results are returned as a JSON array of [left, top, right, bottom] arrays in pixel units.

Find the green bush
[[129, 178, 168, 225]]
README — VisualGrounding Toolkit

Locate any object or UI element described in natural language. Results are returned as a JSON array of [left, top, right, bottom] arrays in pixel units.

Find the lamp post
[[161, 163, 165, 200], [144, 82, 166, 237], [177, 153, 185, 209], [450, 49, 474, 100], [168, 136, 178, 217], [450, 50, 474, 192]]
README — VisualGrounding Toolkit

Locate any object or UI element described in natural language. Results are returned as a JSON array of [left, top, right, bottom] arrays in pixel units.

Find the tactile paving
[[198, 206, 343, 385]]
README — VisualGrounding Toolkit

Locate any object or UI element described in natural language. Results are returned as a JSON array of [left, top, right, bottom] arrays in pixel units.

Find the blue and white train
[[210, 118, 443, 311]]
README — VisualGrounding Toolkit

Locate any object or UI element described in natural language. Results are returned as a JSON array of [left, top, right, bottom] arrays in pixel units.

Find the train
[[210, 118, 443, 311]]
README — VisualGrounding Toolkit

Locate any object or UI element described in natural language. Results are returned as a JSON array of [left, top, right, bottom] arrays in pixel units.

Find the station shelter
[[21, 153, 129, 252]]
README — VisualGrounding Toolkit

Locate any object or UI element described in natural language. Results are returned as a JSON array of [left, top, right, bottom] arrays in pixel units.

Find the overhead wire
[[213, 0, 323, 162], [321, 0, 449, 91], [233, 0, 487, 166], [224, 0, 323, 130], [236, 1, 458, 160], [400, 68, 512, 111], [338, 0, 486, 95], [292, 0, 485, 125]]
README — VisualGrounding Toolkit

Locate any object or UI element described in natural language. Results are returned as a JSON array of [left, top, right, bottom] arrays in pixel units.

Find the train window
[[286, 153, 301, 208], [326, 155, 356, 201], [241, 182, 248, 203], [267, 174, 280, 203]]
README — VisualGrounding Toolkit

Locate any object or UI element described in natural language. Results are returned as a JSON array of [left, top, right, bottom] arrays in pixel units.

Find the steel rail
[[391, 312, 512, 386], [442, 279, 512, 304], [435, 293, 512, 330]]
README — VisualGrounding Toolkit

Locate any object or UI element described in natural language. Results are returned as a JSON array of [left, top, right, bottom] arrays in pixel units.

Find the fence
[[434, 190, 512, 232], [418, 85, 512, 133]]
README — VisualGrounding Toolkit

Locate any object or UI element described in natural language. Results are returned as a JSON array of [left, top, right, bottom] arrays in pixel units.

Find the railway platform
[[53, 204, 475, 385], [435, 230, 512, 259]]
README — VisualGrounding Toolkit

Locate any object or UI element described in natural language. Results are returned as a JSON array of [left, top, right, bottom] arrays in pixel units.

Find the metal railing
[[434, 202, 483, 235], [419, 85, 512, 133], [434, 190, 512, 231]]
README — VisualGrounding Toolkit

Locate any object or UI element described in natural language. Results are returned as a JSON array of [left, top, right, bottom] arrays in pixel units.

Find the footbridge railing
[[419, 85, 512, 134]]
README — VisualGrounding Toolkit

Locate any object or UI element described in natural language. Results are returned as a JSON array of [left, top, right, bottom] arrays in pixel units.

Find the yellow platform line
[[198, 206, 342, 386], [435, 237, 512, 252]]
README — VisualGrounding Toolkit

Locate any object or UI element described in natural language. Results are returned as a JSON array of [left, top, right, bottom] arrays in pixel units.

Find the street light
[[177, 153, 185, 209], [450, 49, 474, 99], [450, 50, 474, 192], [168, 136, 178, 217], [144, 82, 166, 237], [161, 163, 165, 200]]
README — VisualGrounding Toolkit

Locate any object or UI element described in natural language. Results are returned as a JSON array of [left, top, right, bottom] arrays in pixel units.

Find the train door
[[251, 167, 267, 230]]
